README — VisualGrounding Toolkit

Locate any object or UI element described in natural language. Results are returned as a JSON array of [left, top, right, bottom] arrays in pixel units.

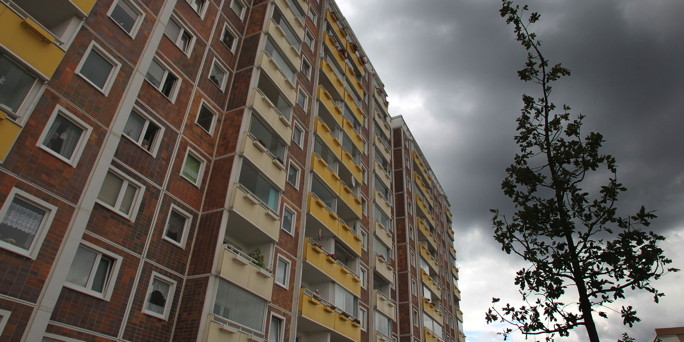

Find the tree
[[485, 1, 678, 341]]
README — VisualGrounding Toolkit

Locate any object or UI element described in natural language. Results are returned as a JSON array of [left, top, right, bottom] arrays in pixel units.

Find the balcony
[[374, 89, 389, 113], [219, 246, 273, 300], [452, 265, 459, 280], [240, 132, 286, 189], [374, 160, 391, 190], [422, 297, 444, 322], [318, 86, 344, 125], [323, 34, 347, 73], [374, 254, 394, 284], [342, 120, 363, 152], [420, 269, 441, 298], [424, 326, 444, 342], [205, 315, 265, 342], [250, 89, 292, 142], [417, 219, 438, 250], [228, 184, 280, 242], [325, 10, 346, 44], [375, 290, 396, 321], [320, 60, 346, 97], [419, 244, 439, 274], [447, 226, 455, 241], [314, 119, 363, 183], [414, 173, 434, 206], [340, 149, 363, 182], [454, 285, 461, 300], [299, 289, 361, 341], [375, 190, 392, 218], [416, 194, 436, 228], [303, 239, 361, 295], [375, 134, 391, 163], [312, 154, 362, 218], [373, 110, 391, 140], [456, 308, 463, 323], [449, 243, 457, 259], [265, 18, 300, 68], [274, 0, 307, 37], [374, 220, 393, 251], [0, 110, 21, 161], [413, 152, 429, 180], [346, 71, 364, 99], [307, 191, 362, 255], [258, 51, 296, 106], [343, 92, 364, 125]]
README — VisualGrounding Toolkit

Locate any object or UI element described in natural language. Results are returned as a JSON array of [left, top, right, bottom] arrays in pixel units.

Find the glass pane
[[213, 280, 266, 331], [146, 60, 165, 88], [0, 56, 36, 113], [111, 0, 138, 33], [119, 183, 137, 214], [268, 316, 282, 342], [81, 50, 114, 89], [66, 246, 97, 287], [147, 278, 171, 314], [98, 172, 123, 207], [182, 154, 201, 183], [197, 106, 214, 132], [223, 29, 235, 48], [124, 111, 145, 142], [264, 39, 295, 83], [42, 114, 83, 160], [276, 258, 287, 285], [0, 197, 46, 250], [165, 210, 186, 242], [165, 19, 181, 41], [281, 209, 293, 232], [210, 65, 225, 87], [91, 255, 112, 293]]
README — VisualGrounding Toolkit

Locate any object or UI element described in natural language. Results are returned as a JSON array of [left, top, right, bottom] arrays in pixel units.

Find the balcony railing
[[219, 245, 274, 300]]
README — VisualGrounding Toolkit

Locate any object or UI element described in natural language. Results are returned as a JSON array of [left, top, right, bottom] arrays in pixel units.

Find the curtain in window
[[43, 114, 82, 159], [0, 197, 45, 249], [147, 278, 171, 315]]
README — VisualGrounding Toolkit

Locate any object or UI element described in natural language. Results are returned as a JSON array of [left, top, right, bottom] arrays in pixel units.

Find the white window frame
[[286, 161, 300, 189], [0, 55, 43, 122], [165, 16, 196, 56], [143, 272, 177, 320], [163, 204, 192, 248], [77, 42, 120, 95], [107, 0, 144, 37], [221, 24, 238, 52], [146, 58, 181, 101], [359, 307, 367, 331], [304, 29, 314, 49], [292, 122, 304, 148], [360, 230, 367, 251], [209, 58, 229, 90], [280, 204, 295, 235], [0, 188, 56, 259], [96, 167, 145, 221], [296, 87, 308, 110], [274, 255, 291, 289], [361, 196, 367, 216], [268, 313, 286, 342], [230, 0, 246, 20], [196, 101, 217, 135], [307, 9, 317, 25], [181, 149, 206, 186], [360, 266, 367, 289], [42, 333, 86, 342], [0, 309, 9, 335], [64, 241, 123, 300], [122, 107, 164, 156], [38, 105, 92, 167], [301, 57, 311, 79], [186, 0, 208, 17]]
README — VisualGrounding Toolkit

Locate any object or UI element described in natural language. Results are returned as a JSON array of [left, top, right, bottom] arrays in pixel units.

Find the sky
[[334, 0, 684, 341]]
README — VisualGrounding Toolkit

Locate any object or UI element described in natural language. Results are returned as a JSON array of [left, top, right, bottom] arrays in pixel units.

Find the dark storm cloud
[[338, 0, 684, 340]]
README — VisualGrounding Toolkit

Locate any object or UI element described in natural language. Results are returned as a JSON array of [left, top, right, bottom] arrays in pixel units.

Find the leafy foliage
[[486, 1, 678, 341]]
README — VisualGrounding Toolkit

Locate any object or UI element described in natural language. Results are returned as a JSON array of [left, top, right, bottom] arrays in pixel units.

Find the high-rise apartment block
[[0, 0, 463, 341]]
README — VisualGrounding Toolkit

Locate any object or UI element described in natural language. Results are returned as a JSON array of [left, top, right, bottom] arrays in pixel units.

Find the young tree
[[485, 1, 678, 341]]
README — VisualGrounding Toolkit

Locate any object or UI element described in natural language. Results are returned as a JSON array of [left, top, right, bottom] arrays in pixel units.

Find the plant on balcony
[[248, 249, 265, 268]]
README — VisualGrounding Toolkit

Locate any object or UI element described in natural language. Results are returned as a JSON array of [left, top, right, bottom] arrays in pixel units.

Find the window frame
[[286, 161, 300, 189], [359, 266, 367, 289], [230, 0, 246, 20], [359, 307, 367, 331], [163, 204, 192, 248], [96, 167, 145, 221], [274, 255, 291, 289], [107, 0, 144, 37], [296, 87, 308, 110], [0, 188, 56, 259], [221, 24, 239, 52], [181, 148, 206, 186], [0, 54, 42, 121], [268, 313, 285, 342], [38, 105, 92, 167], [304, 29, 314, 50], [145, 58, 181, 101], [122, 107, 164, 156], [143, 272, 177, 320], [186, 0, 208, 17], [196, 101, 217, 135], [360, 229, 367, 251], [280, 204, 295, 235], [209, 58, 229, 90], [301, 57, 311, 79], [77, 42, 120, 95], [292, 122, 304, 148], [64, 241, 123, 300], [165, 16, 196, 56], [0, 309, 9, 335]]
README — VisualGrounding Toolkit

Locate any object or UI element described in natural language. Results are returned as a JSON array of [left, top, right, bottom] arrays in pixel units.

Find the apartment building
[[0, 0, 463, 341]]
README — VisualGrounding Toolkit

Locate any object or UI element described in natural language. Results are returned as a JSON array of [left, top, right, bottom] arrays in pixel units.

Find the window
[[222, 25, 238, 51], [0, 188, 56, 258], [65, 243, 121, 299], [264, 38, 296, 84], [186, 0, 207, 16], [39, 108, 91, 165], [411, 280, 417, 295], [109, 0, 143, 36], [301, 58, 311, 79], [360, 230, 367, 250], [360, 267, 367, 289], [143, 273, 176, 319], [375, 311, 391, 338], [287, 162, 300, 188], [307, 9, 317, 25], [163, 206, 191, 247], [275, 256, 290, 288], [304, 30, 314, 49], [296, 88, 308, 109], [250, 115, 286, 162], [268, 315, 284, 342], [292, 123, 304, 147], [0, 55, 40, 117], [272, 8, 300, 48], [361, 196, 367, 216], [146, 59, 179, 100], [123, 109, 162, 154], [97, 168, 144, 220], [257, 73, 292, 120], [0, 309, 9, 335], [334, 285, 358, 315], [196, 103, 216, 134], [165, 17, 195, 55], [359, 307, 367, 331], [230, 0, 245, 19], [413, 309, 419, 326], [78, 43, 119, 94], [239, 162, 280, 211], [209, 60, 228, 90], [181, 150, 205, 186], [281, 206, 295, 234], [213, 279, 267, 332]]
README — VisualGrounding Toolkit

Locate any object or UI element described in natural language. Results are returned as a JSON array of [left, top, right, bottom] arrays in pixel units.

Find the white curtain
[[2, 198, 44, 235]]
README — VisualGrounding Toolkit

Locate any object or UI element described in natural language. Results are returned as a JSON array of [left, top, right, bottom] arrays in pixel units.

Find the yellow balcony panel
[[375, 291, 396, 321], [374, 160, 392, 190], [241, 133, 287, 189], [338, 222, 362, 255], [334, 311, 361, 341], [374, 134, 392, 162], [452, 265, 459, 280], [375, 191, 393, 218], [317, 85, 344, 125], [205, 316, 265, 342], [413, 152, 429, 180], [449, 244, 457, 259], [307, 193, 341, 235], [346, 46, 366, 78], [319, 60, 345, 98], [422, 298, 444, 323], [343, 119, 364, 152], [70, 0, 96, 14], [274, 0, 306, 38], [219, 247, 274, 300], [424, 326, 444, 342], [312, 153, 343, 194], [374, 110, 391, 138], [250, 89, 292, 142], [374, 220, 393, 251], [325, 10, 346, 43], [265, 19, 300, 68], [417, 219, 438, 250], [340, 150, 363, 182], [420, 269, 441, 298], [346, 71, 365, 99], [414, 173, 434, 206], [323, 34, 347, 71], [314, 118, 343, 156], [339, 184, 362, 218], [258, 51, 296, 106], [375, 254, 394, 284], [300, 289, 336, 331], [416, 195, 436, 228], [419, 244, 439, 274], [0, 5, 64, 78], [230, 185, 280, 242], [0, 110, 21, 161], [343, 92, 365, 125], [304, 239, 361, 295]]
